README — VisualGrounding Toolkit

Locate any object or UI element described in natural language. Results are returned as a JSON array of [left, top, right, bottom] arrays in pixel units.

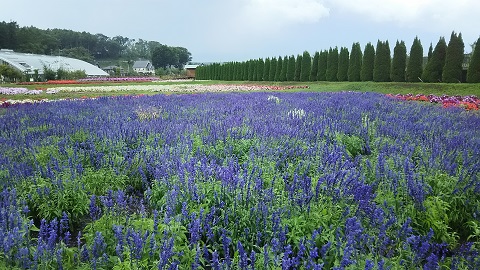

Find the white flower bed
[[47, 84, 302, 93]]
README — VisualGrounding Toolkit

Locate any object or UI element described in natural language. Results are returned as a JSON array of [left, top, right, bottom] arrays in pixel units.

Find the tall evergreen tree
[[287, 55, 296, 81], [326, 47, 338, 81], [373, 40, 391, 82], [300, 51, 311, 81], [361, 42, 375, 81], [406, 36, 424, 82], [317, 50, 328, 81], [427, 43, 433, 61], [269, 57, 277, 81], [443, 31, 465, 83], [348, 42, 362, 82], [256, 58, 264, 81], [391, 40, 407, 82], [310, 51, 320, 81], [422, 37, 447, 83], [274, 56, 283, 81], [263, 58, 271, 81], [279, 56, 288, 82], [294, 54, 302, 81], [467, 37, 480, 83], [337, 47, 349, 81]]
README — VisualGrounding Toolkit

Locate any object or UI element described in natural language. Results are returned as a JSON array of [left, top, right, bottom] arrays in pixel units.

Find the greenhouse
[[0, 49, 108, 77]]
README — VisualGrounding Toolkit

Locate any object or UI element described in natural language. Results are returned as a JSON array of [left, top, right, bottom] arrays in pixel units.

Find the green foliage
[[467, 37, 480, 83], [326, 47, 338, 81], [274, 56, 283, 81], [279, 55, 288, 82], [391, 40, 407, 82], [406, 36, 424, 82], [81, 168, 129, 196], [18, 175, 90, 221], [294, 54, 302, 81], [256, 58, 264, 81], [337, 47, 349, 81], [151, 44, 179, 69], [361, 42, 375, 81], [336, 133, 369, 158], [268, 57, 277, 81], [310, 51, 319, 81], [0, 64, 23, 82], [263, 58, 270, 81], [300, 51, 311, 81], [317, 50, 328, 81], [422, 37, 447, 83], [373, 40, 391, 82], [348, 42, 362, 82], [286, 55, 296, 81], [443, 31, 465, 83]]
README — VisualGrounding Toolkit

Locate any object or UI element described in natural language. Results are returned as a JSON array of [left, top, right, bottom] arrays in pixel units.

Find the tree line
[[196, 32, 480, 83], [0, 21, 191, 68]]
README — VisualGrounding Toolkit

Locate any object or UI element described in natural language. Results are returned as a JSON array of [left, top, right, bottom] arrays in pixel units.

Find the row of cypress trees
[[196, 32, 480, 83]]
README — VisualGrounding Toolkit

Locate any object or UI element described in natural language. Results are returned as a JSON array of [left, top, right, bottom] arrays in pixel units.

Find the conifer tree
[[310, 51, 319, 81], [300, 51, 311, 81], [373, 40, 391, 82], [326, 47, 338, 81], [242, 61, 249, 81], [427, 43, 433, 61], [263, 58, 270, 81], [294, 54, 302, 81], [361, 42, 375, 81], [467, 37, 480, 83], [274, 56, 283, 81], [348, 42, 362, 82], [287, 55, 295, 81], [337, 47, 349, 81], [317, 50, 328, 81], [269, 57, 277, 81], [279, 56, 288, 82], [422, 37, 447, 83], [443, 31, 465, 83], [252, 60, 257, 81], [391, 40, 407, 82], [256, 58, 264, 81], [406, 36, 423, 82]]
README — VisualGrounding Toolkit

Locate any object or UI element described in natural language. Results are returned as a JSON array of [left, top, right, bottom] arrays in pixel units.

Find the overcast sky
[[1, 0, 479, 62]]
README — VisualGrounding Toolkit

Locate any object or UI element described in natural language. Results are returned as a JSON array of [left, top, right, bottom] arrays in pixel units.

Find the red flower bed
[[387, 93, 479, 110]]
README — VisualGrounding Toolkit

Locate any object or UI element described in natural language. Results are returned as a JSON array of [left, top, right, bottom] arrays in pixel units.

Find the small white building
[[132, 60, 155, 75]]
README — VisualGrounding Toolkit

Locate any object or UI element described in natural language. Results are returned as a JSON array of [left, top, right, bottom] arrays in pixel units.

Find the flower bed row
[[45, 84, 309, 93], [388, 93, 480, 110], [0, 87, 59, 95]]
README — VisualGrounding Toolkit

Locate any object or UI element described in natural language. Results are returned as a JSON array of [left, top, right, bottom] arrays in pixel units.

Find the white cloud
[[331, 0, 480, 28], [243, 0, 330, 25]]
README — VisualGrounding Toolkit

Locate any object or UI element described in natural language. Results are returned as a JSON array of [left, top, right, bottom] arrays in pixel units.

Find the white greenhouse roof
[[0, 49, 108, 77]]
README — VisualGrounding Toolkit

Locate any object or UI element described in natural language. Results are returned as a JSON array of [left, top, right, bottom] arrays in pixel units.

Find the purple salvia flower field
[[0, 91, 479, 268]]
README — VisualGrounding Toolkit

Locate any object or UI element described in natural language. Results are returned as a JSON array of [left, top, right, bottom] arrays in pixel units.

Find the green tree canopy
[[286, 55, 296, 81], [317, 50, 328, 81], [467, 36, 480, 83], [422, 37, 447, 83], [373, 40, 391, 82], [443, 31, 465, 83], [337, 47, 349, 81], [326, 47, 338, 81], [300, 51, 311, 81], [274, 56, 283, 81], [348, 42, 362, 82], [361, 42, 375, 81], [310, 51, 320, 81], [294, 54, 302, 81], [391, 40, 407, 82], [406, 36, 424, 82], [151, 45, 179, 69], [269, 57, 277, 81]]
